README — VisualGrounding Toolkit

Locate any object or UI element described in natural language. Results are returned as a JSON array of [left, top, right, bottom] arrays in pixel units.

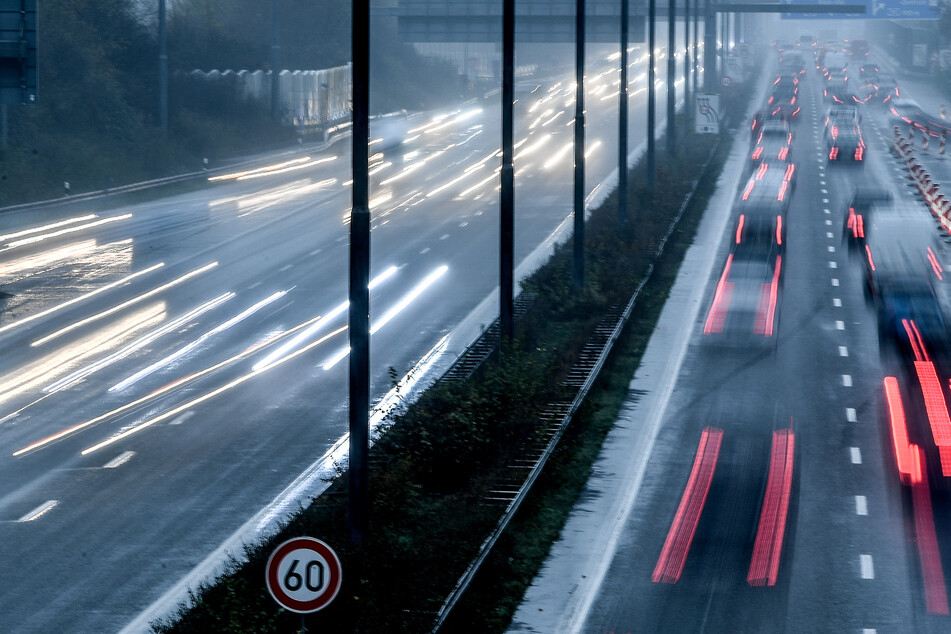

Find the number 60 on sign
[[266, 537, 342, 613]]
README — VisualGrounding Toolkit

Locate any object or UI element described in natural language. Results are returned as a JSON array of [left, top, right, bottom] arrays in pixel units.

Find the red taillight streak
[[865, 244, 875, 270], [778, 147, 789, 161], [903, 319, 927, 362], [927, 247, 944, 280], [855, 147, 863, 161], [910, 445, 951, 615], [913, 361, 951, 459], [747, 428, 795, 587], [651, 427, 724, 584], [776, 215, 783, 246], [752, 146, 764, 161], [704, 255, 734, 335], [830, 147, 839, 160], [884, 377, 915, 483], [756, 162, 768, 180], [764, 256, 782, 336], [778, 181, 788, 202], [784, 164, 795, 180], [736, 214, 745, 244], [908, 319, 930, 362], [742, 181, 755, 201]]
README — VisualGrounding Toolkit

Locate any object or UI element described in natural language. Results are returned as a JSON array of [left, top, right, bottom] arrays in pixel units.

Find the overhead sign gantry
[[0, 0, 37, 105]]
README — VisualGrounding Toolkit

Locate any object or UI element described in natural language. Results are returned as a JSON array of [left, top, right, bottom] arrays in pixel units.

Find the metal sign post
[[0, 0, 37, 105]]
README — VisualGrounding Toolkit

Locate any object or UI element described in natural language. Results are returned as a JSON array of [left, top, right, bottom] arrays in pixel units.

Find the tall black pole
[[618, 0, 629, 226], [501, 0, 515, 340], [158, 0, 167, 137], [667, 0, 677, 155], [691, 0, 698, 101], [573, 0, 585, 291], [683, 0, 690, 106], [704, 0, 716, 91], [271, 0, 281, 122], [349, 0, 370, 548], [647, 0, 656, 196]]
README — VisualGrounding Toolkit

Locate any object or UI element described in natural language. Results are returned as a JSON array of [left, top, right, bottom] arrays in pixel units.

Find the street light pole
[[573, 0, 586, 291], [158, 0, 167, 137], [618, 0, 629, 226], [271, 0, 281, 122], [647, 0, 656, 196], [349, 0, 370, 548], [501, 0, 515, 339], [667, 0, 677, 155]]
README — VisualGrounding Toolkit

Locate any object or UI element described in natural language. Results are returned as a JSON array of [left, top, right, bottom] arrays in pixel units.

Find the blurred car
[[862, 211, 948, 351], [825, 104, 860, 138], [859, 62, 880, 78], [767, 82, 801, 119], [751, 108, 789, 139], [704, 219, 784, 341], [870, 74, 899, 104], [849, 39, 870, 57], [843, 187, 893, 247], [825, 79, 853, 104], [779, 50, 807, 75], [750, 122, 793, 167], [827, 123, 866, 162], [737, 161, 796, 222]]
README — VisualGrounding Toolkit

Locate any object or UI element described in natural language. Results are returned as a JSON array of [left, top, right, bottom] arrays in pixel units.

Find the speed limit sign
[[266, 537, 342, 613]]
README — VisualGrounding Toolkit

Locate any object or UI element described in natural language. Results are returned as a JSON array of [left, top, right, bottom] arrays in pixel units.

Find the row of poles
[[347, 1, 729, 546]]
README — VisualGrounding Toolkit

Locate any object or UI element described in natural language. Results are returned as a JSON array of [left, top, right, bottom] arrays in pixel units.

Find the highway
[[512, 42, 951, 634], [0, 37, 690, 632]]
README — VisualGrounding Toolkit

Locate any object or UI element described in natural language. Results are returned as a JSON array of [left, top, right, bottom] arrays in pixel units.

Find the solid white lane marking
[[419, 247, 431, 254], [839, 346, 849, 357], [832, 278, 839, 286], [847, 407, 857, 422], [843, 374, 853, 387], [860, 554, 875, 579], [834, 298, 842, 307], [856, 495, 868, 516], [18, 500, 58, 522], [836, 320, 845, 330], [851, 447, 862, 463], [103, 451, 135, 469]]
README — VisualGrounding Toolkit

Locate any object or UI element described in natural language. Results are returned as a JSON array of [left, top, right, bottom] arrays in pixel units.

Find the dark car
[[825, 79, 853, 104], [704, 238, 783, 341], [843, 187, 893, 247], [750, 123, 793, 167], [767, 83, 801, 119], [827, 124, 865, 162]]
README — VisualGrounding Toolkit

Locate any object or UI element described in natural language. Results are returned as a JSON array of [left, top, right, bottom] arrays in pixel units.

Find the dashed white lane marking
[[843, 374, 853, 387], [822, 188, 829, 194], [829, 261, 838, 268], [863, 629, 877, 634], [826, 219, 832, 225], [851, 447, 863, 464], [836, 320, 845, 330], [279, 264, 293, 272], [18, 500, 58, 522], [828, 246, 836, 252], [847, 407, 857, 422], [834, 298, 842, 307], [820, 180, 827, 185], [459, 221, 469, 227], [824, 209, 831, 215], [419, 247, 431, 254], [336, 235, 346, 242], [169, 411, 195, 426], [860, 554, 875, 579], [832, 278, 839, 286], [839, 346, 849, 357], [309, 248, 322, 256], [439, 234, 450, 240], [248, 281, 262, 290], [103, 451, 135, 469], [827, 232, 834, 238], [856, 495, 868, 516]]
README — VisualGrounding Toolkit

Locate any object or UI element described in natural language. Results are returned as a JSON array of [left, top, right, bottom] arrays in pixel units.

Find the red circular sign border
[[265, 537, 342, 613]]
